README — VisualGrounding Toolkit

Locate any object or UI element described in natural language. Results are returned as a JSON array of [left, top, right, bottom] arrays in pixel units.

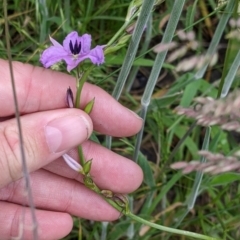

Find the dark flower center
[[69, 40, 81, 55]]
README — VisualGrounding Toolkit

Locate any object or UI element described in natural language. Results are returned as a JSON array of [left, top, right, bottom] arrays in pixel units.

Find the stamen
[[74, 40, 78, 54], [69, 40, 74, 53], [69, 40, 82, 55]]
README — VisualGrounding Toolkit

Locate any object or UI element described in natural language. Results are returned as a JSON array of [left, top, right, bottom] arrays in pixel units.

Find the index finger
[[0, 59, 142, 137]]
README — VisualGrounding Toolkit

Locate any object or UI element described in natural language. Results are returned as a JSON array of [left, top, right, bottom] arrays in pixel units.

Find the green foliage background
[[1, 0, 240, 239]]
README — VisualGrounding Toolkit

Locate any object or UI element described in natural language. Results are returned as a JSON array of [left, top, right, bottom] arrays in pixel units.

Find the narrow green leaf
[[134, 0, 186, 163], [138, 153, 155, 188], [185, 0, 198, 31], [149, 92, 182, 109], [180, 80, 201, 107], [210, 173, 240, 186], [112, 0, 156, 100], [89, 133, 100, 144], [150, 172, 182, 213], [220, 50, 240, 98]]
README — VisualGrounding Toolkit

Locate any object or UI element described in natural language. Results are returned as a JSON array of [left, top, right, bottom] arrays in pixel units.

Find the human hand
[[0, 59, 143, 240]]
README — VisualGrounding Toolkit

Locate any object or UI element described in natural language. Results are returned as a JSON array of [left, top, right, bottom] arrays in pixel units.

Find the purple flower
[[40, 31, 105, 72]]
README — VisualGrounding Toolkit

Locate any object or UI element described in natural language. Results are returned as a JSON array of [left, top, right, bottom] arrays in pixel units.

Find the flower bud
[[83, 159, 93, 175], [84, 98, 95, 114], [66, 87, 74, 108], [118, 35, 131, 44], [62, 154, 82, 172], [104, 45, 124, 55], [125, 0, 142, 22], [113, 194, 128, 208]]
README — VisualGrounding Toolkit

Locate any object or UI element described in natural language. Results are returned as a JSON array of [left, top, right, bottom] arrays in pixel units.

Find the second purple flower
[[40, 31, 105, 72]]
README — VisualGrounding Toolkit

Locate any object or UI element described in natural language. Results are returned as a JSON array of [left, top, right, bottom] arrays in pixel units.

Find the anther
[[69, 40, 81, 55]]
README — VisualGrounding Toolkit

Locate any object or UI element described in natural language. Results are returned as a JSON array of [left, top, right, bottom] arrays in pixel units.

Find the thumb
[[0, 108, 93, 188]]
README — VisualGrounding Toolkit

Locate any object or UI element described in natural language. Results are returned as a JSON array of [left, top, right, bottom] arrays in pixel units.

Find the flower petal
[[49, 36, 62, 47], [40, 46, 68, 68], [60, 55, 80, 72], [63, 31, 79, 53], [62, 154, 82, 172], [65, 56, 89, 72], [66, 61, 79, 72], [87, 45, 105, 65], [80, 34, 92, 54]]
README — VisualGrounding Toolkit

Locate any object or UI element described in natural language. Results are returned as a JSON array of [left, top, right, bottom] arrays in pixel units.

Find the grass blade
[[187, 127, 211, 209], [112, 0, 155, 100], [194, 0, 235, 79], [134, 0, 186, 163], [126, 13, 153, 92], [220, 50, 240, 98]]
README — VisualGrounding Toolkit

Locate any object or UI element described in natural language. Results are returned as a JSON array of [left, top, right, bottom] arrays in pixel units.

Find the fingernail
[[44, 115, 92, 153], [127, 109, 143, 120]]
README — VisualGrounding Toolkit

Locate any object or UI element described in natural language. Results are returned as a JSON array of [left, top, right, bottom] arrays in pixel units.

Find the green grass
[[2, 0, 240, 239]]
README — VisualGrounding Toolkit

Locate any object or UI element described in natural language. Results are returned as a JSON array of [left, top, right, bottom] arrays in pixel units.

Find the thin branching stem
[[127, 212, 221, 240], [3, 0, 38, 239]]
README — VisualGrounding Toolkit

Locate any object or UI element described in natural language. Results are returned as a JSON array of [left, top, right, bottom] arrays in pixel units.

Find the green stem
[[107, 21, 130, 46], [75, 66, 93, 165], [126, 212, 222, 240], [74, 67, 85, 166], [75, 66, 94, 109], [74, 67, 127, 211], [75, 79, 81, 109], [74, 6, 140, 108], [102, 197, 123, 213], [85, 179, 218, 240], [83, 178, 124, 212], [73, 64, 217, 240], [75, 67, 83, 108], [107, 11, 139, 46]]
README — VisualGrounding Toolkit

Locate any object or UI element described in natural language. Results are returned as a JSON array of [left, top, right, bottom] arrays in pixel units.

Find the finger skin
[[0, 59, 144, 238], [0, 59, 142, 136], [0, 170, 120, 221], [0, 201, 73, 240], [45, 141, 143, 193], [0, 108, 92, 188]]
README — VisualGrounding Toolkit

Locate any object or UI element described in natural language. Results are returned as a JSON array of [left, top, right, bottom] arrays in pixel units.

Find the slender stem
[[107, 21, 130, 46], [74, 64, 96, 166], [75, 65, 95, 105], [74, 67, 86, 166], [83, 178, 124, 212], [85, 181, 218, 240], [75, 66, 93, 109], [126, 212, 222, 240], [85, 180, 218, 240], [75, 68, 82, 108], [107, 11, 139, 47], [75, 66, 92, 165], [4, 0, 38, 239], [70, 25, 218, 240]]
